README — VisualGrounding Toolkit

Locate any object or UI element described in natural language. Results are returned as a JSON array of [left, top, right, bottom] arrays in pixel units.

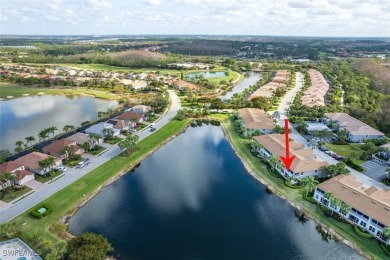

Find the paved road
[[275, 72, 389, 190], [0, 90, 181, 223], [362, 160, 388, 182]]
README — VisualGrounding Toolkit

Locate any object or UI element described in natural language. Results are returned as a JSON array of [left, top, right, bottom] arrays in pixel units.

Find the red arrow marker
[[279, 119, 296, 171]]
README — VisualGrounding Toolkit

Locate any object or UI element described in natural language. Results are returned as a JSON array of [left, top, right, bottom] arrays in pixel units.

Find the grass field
[[1, 187, 33, 203], [218, 116, 387, 260], [0, 84, 119, 100], [324, 143, 365, 165], [6, 118, 190, 249]]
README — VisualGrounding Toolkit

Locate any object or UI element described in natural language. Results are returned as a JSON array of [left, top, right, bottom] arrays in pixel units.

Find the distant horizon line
[[1, 34, 390, 39]]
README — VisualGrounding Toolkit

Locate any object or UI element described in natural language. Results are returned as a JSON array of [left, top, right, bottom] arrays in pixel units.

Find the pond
[[0, 95, 117, 151], [68, 123, 362, 259], [219, 72, 263, 100], [185, 71, 227, 79]]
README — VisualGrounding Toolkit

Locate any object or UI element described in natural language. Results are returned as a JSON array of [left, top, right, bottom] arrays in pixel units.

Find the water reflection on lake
[[219, 72, 262, 100], [0, 95, 117, 150], [69, 123, 363, 260], [186, 71, 226, 79]]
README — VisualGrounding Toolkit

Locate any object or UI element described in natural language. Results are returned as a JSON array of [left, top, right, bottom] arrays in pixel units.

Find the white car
[[58, 166, 66, 172]]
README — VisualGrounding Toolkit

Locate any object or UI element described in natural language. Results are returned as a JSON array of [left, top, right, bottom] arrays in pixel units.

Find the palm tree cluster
[[324, 192, 352, 216], [321, 162, 350, 178], [118, 134, 139, 156], [88, 133, 102, 150], [38, 156, 57, 176]]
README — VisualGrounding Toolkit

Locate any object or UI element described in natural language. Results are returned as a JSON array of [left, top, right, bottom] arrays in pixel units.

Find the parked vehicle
[[324, 150, 333, 155], [150, 127, 156, 132], [83, 159, 91, 166], [58, 166, 66, 172], [332, 153, 338, 159], [76, 161, 85, 169]]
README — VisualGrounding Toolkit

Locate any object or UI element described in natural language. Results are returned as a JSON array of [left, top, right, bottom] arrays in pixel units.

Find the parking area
[[362, 160, 388, 181], [24, 179, 45, 191]]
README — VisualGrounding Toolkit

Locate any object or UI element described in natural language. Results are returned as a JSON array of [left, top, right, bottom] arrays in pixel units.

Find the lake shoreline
[[218, 120, 371, 260]]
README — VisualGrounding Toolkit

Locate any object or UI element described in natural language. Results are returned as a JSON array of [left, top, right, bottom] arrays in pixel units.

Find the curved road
[[0, 90, 181, 223]]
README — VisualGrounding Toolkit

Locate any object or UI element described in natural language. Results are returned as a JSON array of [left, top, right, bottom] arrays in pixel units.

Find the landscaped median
[[216, 115, 388, 260], [2, 118, 190, 255]]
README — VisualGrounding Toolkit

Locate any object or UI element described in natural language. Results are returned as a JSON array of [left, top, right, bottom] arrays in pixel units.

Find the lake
[[0, 95, 117, 151], [186, 71, 226, 79], [219, 72, 262, 100], [68, 123, 362, 259]]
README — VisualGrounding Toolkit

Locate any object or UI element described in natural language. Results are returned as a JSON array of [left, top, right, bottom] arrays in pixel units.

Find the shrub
[[30, 203, 53, 219], [303, 194, 317, 204], [345, 159, 365, 172], [379, 242, 390, 256], [354, 225, 373, 239], [284, 180, 303, 189]]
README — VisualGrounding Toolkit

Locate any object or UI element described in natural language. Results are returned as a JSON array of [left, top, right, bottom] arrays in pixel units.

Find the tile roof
[[248, 70, 290, 101], [42, 139, 76, 157], [14, 152, 60, 172], [317, 174, 390, 227], [117, 111, 142, 121], [238, 108, 275, 130], [301, 69, 329, 107], [326, 113, 384, 136], [254, 134, 328, 174], [0, 161, 24, 174], [13, 170, 33, 181]]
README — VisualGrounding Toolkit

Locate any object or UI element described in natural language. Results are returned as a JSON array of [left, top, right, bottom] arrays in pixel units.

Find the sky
[[0, 0, 389, 37]]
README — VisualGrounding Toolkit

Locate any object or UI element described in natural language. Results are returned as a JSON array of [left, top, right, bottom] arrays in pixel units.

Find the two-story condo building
[[254, 134, 328, 179], [314, 174, 390, 245], [325, 113, 384, 142], [238, 108, 275, 134]]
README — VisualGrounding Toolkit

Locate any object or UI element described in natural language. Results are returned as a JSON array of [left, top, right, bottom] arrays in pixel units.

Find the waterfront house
[[325, 113, 384, 142], [301, 69, 329, 107], [85, 122, 120, 137], [42, 139, 83, 159], [67, 132, 103, 148], [116, 111, 144, 128], [237, 108, 275, 134], [0, 161, 25, 174], [130, 105, 152, 115], [247, 70, 290, 101], [254, 134, 328, 179], [107, 119, 130, 131], [14, 152, 62, 175], [314, 175, 390, 245], [13, 170, 35, 185]]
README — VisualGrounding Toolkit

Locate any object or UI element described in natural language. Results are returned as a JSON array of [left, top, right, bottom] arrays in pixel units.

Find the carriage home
[[247, 70, 290, 101], [325, 113, 384, 142], [314, 175, 390, 245], [301, 69, 329, 107], [85, 122, 120, 137], [0, 162, 34, 187], [42, 139, 83, 159], [237, 108, 275, 134], [14, 152, 62, 175], [254, 134, 328, 179]]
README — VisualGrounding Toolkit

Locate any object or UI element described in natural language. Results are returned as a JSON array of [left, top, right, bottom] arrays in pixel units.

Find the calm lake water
[[69, 123, 362, 260], [0, 95, 117, 151], [186, 71, 226, 79], [219, 72, 263, 100]]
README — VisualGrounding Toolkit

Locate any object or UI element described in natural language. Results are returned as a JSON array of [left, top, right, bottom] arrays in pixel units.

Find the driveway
[[362, 160, 388, 182], [0, 90, 181, 223], [24, 180, 45, 191]]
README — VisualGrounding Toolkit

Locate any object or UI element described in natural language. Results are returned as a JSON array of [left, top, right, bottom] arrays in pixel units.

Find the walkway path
[[0, 90, 181, 223], [276, 72, 389, 190]]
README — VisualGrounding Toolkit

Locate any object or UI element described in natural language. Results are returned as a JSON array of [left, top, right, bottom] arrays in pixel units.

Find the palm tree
[[118, 134, 139, 156], [88, 133, 102, 150], [55, 240, 67, 260], [15, 140, 24, 153], [385, 167, 390, 182], [63, 125, 76, 133], [301, 176, 319, 196], [1, 172, 16, 198], [269, 155, 283, 170], [47, 126, 58, 137], [38, 159, 50, 175], [102, 128, 115, 139], [98, 111, 105, 119], [82, 142, 91, 152], [62, 146, 73, 159], [25, 136, 36, 147], [38, 129, 49, 142]]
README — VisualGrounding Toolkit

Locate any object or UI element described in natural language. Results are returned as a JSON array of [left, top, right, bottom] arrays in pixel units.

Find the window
[[315, 195, 319, 199], [360, 221, 366, 228], [369, 226, 375, 233]]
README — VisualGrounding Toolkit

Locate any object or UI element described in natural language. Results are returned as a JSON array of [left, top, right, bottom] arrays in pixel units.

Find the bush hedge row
[[30, 203, 53, 219], [345, 159, 365, 172], [353, 225, 373, 239]]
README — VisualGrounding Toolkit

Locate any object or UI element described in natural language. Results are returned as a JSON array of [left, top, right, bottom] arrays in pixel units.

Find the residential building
[[42, 139, 83, 159], [131, 105, 151, 115], [14, 152, 62, 175], [237, 108, 275, 134], [14, 170, 35, 185], [305, 122, 331, 133], [301, 69, 329, 107], [325, 113, 384, 142], [374, 143, 390, 165], [254, 134, 328, 179], [0, 161, 25, 174], [107, 119, 129, 131], [314, 175, 390, 245], [67, 132, 103, 148], [116, 111, 144, 128], [248, 70, 290, 101], [85, 122, 120, 137]]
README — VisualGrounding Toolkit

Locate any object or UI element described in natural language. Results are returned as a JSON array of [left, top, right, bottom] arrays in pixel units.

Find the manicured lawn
[[0, 84, 119, 100], [86, 146, 107, 155], [6, 118, 190, 252], [324, 143, 365, 165], [35, 171, 63, 183], [62, 157, 83, 167], [104, 137, 122, 145], [1, 186, 33, 203]]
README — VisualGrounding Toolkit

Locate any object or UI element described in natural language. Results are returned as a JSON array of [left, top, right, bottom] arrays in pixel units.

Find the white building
[[314, 174, 390, 245], [325, 113, 384, 142], [85, 122, 120, 137], [254, 134, 328, 179], [238, 108, 275, 134]]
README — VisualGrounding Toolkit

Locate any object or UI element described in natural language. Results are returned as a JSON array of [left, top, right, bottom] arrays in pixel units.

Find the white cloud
[[148, 0, 161, 5]]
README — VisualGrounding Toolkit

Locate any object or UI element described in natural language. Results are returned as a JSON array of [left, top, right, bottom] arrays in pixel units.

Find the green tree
[[81, 121, 91, 126], [0, 150, 11, 163], [337, 129, 348, 142], [118, 134, 139, 156], [15, 140, 24, 153], [88, 133, 102, 150], [67, 232, 113, 260], [385, 167, 390, 182], [339, 202, 352, 215], [63, 124, 76, 133], [102, 128, 115, 139], [38, 129, 50, 142], [62, 145, 73, 159], [47, 126, 58, 137], [25, 136, 36, 147], [301, 176, 319, 196], [82, 142, 91, 152], [1, 172, 16, 198]]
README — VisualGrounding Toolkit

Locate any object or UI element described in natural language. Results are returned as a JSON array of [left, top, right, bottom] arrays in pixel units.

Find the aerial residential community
[[0, 1, 390, 260]]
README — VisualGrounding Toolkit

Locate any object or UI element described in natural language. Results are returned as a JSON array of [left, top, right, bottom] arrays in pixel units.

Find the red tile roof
[[42, 139, 76, 157], [0, 162, 24, 174], [117, 112, 142, 121], [13, 170, 33, 181]]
